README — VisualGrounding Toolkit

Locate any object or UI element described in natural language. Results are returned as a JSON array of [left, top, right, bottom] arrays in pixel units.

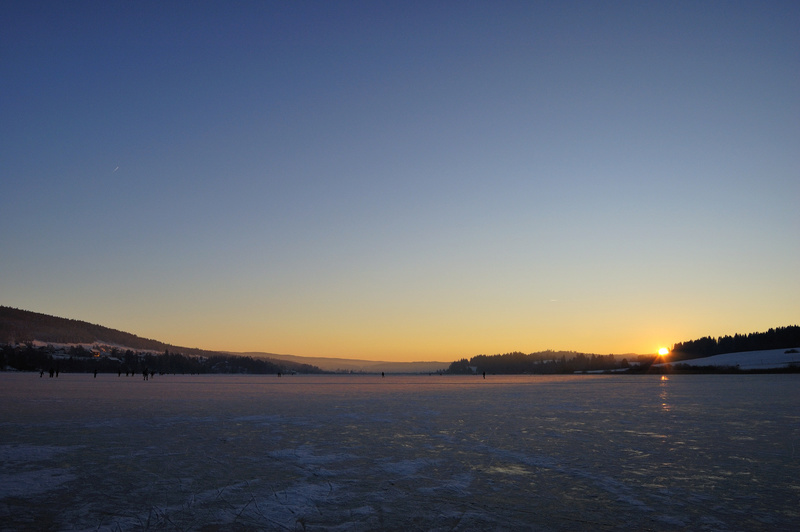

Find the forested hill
[[670, 326, 800, 361], [0, 306, 323, 373], [1, 305, 194, 353], [446, 350, 626, 375]]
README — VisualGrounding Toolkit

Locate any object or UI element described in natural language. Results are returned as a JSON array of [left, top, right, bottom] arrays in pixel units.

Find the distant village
[[0, 341, 322, 375]]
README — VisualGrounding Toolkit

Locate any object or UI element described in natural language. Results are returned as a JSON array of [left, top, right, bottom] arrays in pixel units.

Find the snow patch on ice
[[487, 464, 530, 475], [0, 444, 82, 499], [490, 447, 653, 511]]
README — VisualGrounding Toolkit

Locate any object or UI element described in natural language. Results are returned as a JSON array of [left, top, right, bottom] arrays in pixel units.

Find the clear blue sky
[[2, 1, 798, 360]]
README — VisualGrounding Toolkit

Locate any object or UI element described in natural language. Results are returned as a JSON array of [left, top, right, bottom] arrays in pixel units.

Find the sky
[[2, 1, 798, 362]]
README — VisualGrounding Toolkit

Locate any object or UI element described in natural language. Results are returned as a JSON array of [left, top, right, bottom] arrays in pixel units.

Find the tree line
[[0, 344, 324, 375], [446, 350, 627, 375], [670, 325, 800, 360]]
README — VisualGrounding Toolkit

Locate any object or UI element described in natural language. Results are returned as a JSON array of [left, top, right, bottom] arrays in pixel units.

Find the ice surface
[[1, 373, 798, 530]]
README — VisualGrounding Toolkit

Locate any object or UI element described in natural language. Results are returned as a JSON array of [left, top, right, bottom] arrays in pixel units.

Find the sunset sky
[[2, 2, 798, 361]]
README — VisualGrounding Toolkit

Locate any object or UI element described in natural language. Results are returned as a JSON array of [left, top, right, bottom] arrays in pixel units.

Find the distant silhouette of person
[[118, 369, 121, 377], [40, 370, 44, 378], [55, 366, 59, 377], [381, 372, 385, 378], [49, 367, 54, 378], [93, 369, 97, 378], [150, 370, 155, 379], [143, 368, 148, 381], [482, 371, 485, 379]]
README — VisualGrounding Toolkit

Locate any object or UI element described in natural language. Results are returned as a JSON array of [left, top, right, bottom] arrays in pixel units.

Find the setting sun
[[658, 347, 670, 356]]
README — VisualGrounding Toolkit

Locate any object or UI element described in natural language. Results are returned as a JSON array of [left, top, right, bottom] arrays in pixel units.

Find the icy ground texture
[[1, 374, 798, 531]]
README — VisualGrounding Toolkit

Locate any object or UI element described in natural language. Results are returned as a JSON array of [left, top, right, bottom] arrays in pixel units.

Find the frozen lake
[[1, 373, 798, 531]]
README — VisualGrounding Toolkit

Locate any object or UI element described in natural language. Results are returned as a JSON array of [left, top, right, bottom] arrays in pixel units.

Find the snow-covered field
[[663, 347, 800, 370], [1, 373, 798, 531]]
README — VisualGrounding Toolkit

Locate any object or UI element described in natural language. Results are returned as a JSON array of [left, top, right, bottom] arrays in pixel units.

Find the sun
[[658, 347, 669, 356]]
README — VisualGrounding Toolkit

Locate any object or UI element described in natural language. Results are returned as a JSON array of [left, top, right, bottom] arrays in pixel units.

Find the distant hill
[[1, 306, 185, 353], [236, 352, 450, 374], [0, 306, 321, 373]]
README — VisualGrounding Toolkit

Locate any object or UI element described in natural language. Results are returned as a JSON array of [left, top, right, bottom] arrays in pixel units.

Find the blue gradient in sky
[[2, 1, 798, 360]]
